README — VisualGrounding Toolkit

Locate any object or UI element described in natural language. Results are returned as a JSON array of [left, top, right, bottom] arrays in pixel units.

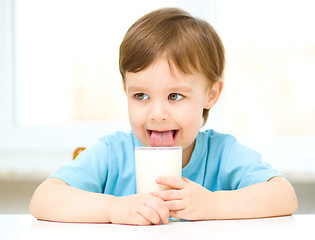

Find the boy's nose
[[149, 101, 169, 121]]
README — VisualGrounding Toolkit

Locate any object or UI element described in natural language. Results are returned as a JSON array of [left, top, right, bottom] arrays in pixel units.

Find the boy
[[30, 7, 297, 225]]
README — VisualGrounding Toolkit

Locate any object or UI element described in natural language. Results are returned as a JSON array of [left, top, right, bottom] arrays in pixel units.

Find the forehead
[[125, 56, 209, 89]]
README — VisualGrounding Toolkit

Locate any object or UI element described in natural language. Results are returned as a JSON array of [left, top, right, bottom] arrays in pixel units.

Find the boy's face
[[124, 56, 221, 164]]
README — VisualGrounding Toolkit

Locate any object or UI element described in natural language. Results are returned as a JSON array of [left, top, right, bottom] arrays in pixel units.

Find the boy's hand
[[108, 194, 169, 225], [151, 177, 214, 220]]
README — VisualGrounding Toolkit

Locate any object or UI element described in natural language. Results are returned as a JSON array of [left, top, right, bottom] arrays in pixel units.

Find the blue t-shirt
[[51, 130, 281, 196]]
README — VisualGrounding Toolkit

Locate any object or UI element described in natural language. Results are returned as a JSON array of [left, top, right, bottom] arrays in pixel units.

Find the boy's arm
[[30, 177, 169, 225], [211, 176, 298, 219], [152, 176, 298, 220]]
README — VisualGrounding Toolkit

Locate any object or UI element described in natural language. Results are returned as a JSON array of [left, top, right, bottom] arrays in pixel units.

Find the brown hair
[[119, 7, 225, 125]]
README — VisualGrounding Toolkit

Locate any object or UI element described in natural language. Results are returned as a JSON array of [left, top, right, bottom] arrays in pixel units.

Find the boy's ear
[[122, 80, 127, 94], [204, 80, 223, 109]]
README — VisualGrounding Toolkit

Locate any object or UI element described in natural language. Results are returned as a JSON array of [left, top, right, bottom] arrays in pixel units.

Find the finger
[[151, 189, 182, 201], [166, 200, 185, 211], [156, 176, 185, 190], [170, 209, 184, 219], [133, 213, 152, 226], [137, 204, 161, 225], [144, 197, 170, 224]]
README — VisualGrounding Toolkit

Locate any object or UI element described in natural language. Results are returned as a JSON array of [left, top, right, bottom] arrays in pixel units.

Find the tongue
[[150, 130, 175, 147]]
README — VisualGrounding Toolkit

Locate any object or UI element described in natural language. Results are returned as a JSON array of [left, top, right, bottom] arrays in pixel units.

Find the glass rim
[[135, 146, 182, 151]]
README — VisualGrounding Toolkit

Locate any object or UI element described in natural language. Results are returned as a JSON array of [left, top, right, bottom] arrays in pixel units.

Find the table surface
[[1, 214, 314, 240]]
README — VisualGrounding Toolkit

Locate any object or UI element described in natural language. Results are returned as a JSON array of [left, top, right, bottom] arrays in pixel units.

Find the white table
[[1, 214, 314, 240]]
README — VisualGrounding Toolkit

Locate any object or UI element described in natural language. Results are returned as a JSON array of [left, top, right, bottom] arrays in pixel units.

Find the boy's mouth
[[148, 129, 178, 147]]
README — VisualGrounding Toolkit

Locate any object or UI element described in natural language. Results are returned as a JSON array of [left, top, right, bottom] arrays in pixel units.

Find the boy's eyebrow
[[127, 86, 193, 93], [126, 86, 146, 93], [168, 87, 193, 93]]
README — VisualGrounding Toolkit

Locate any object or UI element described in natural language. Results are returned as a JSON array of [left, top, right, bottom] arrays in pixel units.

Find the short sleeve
[[220, 140, 282, 190], [50, 140, 109, 193]]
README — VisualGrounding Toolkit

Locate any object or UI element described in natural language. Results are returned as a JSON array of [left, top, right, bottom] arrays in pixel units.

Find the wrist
[[103, 194, 117, 223], [199, 189, 218, 220], [209, 190, 218, 220]]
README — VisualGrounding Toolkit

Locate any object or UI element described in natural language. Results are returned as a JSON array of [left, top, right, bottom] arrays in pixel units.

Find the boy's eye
[[135, 93, 149, 101], [168, 93, 183, 101]]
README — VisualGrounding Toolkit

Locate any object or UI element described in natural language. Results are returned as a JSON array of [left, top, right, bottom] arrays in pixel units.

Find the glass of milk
[[135, 146, 182, 194]]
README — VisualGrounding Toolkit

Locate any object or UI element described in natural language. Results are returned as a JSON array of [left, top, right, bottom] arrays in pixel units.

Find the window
[[1, 0, 314, 179], [15, 0, 179, 127], [0, 0, 179, 177], [216, 0, 315, 137], [206, 0, 315, 175]]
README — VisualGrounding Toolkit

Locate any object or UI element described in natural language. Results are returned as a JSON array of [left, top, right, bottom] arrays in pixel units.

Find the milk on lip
[[135, 146, 182, 194]]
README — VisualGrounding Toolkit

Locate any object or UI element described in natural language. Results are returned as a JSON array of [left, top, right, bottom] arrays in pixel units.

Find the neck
[[182, 140, 195, 168]]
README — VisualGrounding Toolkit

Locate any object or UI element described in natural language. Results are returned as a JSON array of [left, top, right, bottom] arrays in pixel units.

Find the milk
[[135, 146, 182, 194]]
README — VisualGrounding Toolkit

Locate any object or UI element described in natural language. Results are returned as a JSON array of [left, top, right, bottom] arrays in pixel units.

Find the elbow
[[29, 203, 38, 220], [283, 180, 299, 216], [29, 182, 47, 220], [29, 189, 41, 220], [288, 188, 298, 215], [269, 176, 298, 216]]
